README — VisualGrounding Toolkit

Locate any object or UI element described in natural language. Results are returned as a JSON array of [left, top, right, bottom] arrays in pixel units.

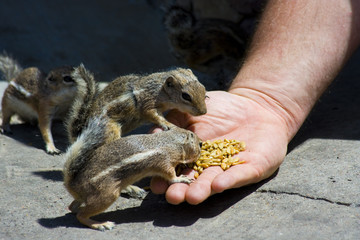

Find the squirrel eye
[[181, 92, 192, 102], [63, 76, 74, 83]]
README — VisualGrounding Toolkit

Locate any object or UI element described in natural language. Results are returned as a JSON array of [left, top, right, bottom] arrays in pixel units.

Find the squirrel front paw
[[121, 185, 148, 199], [159, 121, 176, 131], [46, 144, 61, 155], [169, 175, 194, 185]]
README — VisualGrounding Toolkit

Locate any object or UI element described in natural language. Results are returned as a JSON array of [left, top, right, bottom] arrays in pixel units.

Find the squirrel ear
[[164, 76, 175, 95], [165, 76, 175, 88]]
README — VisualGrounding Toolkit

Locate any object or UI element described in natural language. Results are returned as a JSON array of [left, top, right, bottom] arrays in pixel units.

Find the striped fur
[[65, 64, 99, 143]]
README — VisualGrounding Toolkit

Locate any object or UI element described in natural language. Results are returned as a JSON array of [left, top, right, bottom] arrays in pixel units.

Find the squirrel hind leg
[[75, 189, 120, 231], [77, 212, 115, 231]]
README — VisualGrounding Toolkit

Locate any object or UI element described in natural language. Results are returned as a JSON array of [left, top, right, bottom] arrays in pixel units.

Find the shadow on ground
[[1, 121, 69, 153], [37, 174, 276, 229]]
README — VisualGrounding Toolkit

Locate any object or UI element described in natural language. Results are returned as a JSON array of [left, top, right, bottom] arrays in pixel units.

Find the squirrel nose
[[199, 142, 202, 148]]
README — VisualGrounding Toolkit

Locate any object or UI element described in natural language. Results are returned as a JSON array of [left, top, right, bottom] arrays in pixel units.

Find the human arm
[[151, 0, 360, 205]]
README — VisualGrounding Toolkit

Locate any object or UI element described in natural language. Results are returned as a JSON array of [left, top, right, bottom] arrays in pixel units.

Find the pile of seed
[[190, 139, 246, 179]]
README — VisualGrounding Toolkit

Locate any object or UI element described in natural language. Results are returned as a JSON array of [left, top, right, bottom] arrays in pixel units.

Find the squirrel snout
[[194, 107, 207, 116]]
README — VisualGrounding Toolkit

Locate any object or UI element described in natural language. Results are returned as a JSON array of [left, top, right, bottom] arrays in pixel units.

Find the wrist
[[228, 78, 310, 142]]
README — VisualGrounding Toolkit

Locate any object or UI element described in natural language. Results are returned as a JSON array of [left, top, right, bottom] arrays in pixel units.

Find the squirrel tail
[[63, 115, 108, 189], [0, 53, 23, 81], [65, 64, 99, 143]]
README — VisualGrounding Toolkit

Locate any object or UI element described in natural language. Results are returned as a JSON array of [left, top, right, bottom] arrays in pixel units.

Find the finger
[[164, 168, 195, 204], [165, 182, 190, 205], [185, 166, 224, 205], [150, 176, 169, 194], [211, 163, 261, 193]]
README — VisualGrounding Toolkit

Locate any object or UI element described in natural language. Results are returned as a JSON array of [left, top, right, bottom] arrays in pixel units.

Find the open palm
[[150, 90, 289, 205]]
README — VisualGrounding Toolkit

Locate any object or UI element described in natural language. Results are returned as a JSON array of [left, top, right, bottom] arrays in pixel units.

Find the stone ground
[[0, 1, 359, 239]]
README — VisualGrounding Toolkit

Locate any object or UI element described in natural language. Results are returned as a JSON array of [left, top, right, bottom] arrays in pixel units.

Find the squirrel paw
[[169, 175, 194, 185], [92, 221, 115, 231], [77, 215, 115, 231], [46, 144, 61, 155], [121, 185, 148, 199], [160, 122, 176, 131]]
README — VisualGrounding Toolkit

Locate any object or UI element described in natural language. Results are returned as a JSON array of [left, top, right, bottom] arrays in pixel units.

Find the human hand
[[150, 90, 290, 205]]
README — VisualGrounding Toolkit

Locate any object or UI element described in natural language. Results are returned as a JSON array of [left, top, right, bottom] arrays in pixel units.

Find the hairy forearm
[[229, 0, 360, 141]]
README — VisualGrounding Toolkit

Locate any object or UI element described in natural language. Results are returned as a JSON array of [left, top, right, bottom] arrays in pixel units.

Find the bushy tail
[[65, 64, 99, 143], [0, 53, 23, 81], [63, 115, 108, 187]]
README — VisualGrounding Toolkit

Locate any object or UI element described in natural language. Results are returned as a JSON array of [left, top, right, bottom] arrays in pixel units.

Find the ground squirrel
[[63, 114, 202, 231], [0, 54, 76, 154], [66, 64, 207, 143]]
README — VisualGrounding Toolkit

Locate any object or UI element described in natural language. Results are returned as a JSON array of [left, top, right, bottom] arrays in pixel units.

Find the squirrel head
[[171, 127, 202, 164], [163, 68, 207, 116], [45, 66, 76, 92]]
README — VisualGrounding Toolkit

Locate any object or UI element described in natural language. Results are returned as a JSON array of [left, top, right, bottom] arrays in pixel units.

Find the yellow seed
[[226, 147, 231, 154], [240, 141, 246, 150], [194, 172, 199, 179], [208, 162, 221, 166], [232, 160, 246, 165], [199, 163, 209, 168], [192, 139, 246, 177]]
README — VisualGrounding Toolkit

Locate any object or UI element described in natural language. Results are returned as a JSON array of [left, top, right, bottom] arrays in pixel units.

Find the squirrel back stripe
[[90, 149, 161, 182], [8, 81, 33, 97]]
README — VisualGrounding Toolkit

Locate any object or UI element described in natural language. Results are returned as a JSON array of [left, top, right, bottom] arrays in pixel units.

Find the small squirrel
[[63, 114, 202, 231], [66, 64, 207, 143], [0, 54, 76, 154]]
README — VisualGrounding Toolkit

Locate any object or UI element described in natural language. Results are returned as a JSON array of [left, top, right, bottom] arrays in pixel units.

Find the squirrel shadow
[[32, 169, 64, 182], [37, 171, 277, 229], [1, 120, 69, 153]]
